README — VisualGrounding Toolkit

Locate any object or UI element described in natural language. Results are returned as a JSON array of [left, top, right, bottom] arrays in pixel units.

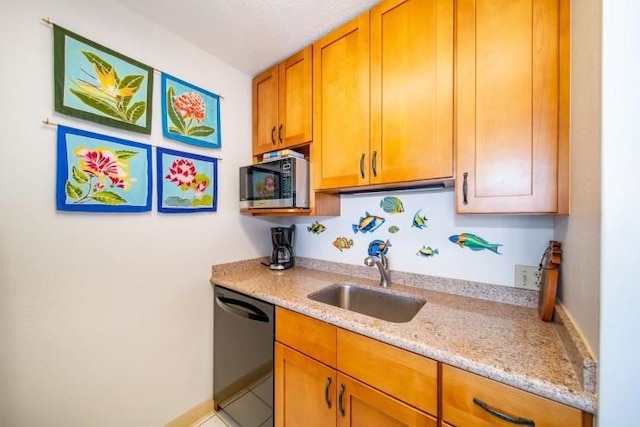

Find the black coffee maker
[[269, 225, 296, 270]]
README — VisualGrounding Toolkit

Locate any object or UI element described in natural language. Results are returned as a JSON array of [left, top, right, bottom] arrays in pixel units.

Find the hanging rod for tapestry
[[41, 118, 223, 160], [39, 17, 225, 100]]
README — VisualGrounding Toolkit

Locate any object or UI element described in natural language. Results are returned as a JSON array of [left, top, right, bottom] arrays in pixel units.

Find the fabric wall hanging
[[161, 73, 221, 148], [56, 125, 152, 212], [156, 147, 218, 213], [53, 25, 154, 134]]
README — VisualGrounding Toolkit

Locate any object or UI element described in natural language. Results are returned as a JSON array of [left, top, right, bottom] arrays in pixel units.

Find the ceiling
[[115, 0, 380, 76]]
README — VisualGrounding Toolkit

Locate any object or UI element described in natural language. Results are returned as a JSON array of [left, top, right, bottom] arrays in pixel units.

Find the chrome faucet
[[364, 253, 391, 287]]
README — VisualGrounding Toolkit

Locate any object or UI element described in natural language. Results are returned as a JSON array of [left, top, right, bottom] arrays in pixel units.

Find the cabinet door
[[442, 364, 592, 427], [370, 0, 453, 185], [313, 13, 370, 190], [336, 373, 437, 427], [279, 46, 312, 149], [275, 342, 336, 427], [456, 0, 562, 213], [253, 65, 279, 155]]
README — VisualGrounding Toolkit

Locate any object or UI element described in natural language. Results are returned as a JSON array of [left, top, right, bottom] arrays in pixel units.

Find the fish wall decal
[[307, 221, 326, 234], [416, 246, 439, 257], [333, 237, 354, 252], [449, 233, 503, 254], [368, 239, 392, 257], [411, 209, 428, 229], [380, 196, 404, 214], [353, 212, 385, 234]]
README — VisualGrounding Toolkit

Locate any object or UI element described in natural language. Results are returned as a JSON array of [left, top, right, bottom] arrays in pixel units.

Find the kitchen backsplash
[[285, 189, 554, 287]]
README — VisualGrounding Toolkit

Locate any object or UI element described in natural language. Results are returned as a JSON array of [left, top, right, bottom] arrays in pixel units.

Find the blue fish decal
[[353, 212, 385, 234], [380, 196, 404, 214], [368, 239, 392, 257], [411, 209, 428, 229], [449, 233, 503, 254], [416, 246, 439, 257]]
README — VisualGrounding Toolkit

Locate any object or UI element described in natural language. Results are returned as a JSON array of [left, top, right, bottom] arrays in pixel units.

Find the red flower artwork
[[165, 158, 197, 189], [172, 93, 206, 122]]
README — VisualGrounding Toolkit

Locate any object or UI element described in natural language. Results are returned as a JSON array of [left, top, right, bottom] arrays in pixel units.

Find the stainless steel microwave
[[239, 157, 310, 209]]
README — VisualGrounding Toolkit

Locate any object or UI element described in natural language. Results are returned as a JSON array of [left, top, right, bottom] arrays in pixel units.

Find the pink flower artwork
[[161, 73, 221, 149], [157, 147, 217, 213], [173, 93, 206, 123], [75, 148, 127, 179], [165, 158, 197, 189], [56, 125, 152, 212]]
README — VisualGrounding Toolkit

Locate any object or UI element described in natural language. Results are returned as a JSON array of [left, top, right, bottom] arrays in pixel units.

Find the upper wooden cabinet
[[455, 0, 570, 213], [313, 0, 454, 191], [370, 0, 454, 186], [312, 13, 370, 189], [253, 46, 312, 156]]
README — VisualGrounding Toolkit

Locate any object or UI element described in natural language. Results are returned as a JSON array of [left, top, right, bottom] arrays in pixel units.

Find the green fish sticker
[[380, 196, 404, 214], [307, 221, 327, 234], [388, 225, 400, 234], [412, 209, 428, 229], [417, 246, 439, 257], [449, 233, 503, 254]]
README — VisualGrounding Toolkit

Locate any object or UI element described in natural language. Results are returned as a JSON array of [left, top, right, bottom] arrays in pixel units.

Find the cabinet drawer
[[442, 364, 592, 427], [337, 328, 438, 416], [276, 308, 336, 367]]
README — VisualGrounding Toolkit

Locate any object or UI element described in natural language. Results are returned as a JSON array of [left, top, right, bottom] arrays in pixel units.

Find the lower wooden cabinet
[[275, 307, 593, 427], [275, 342, 436, 427], [275, 342, 335, 427], [442, 364, 593, 427], [275, 308, 437, 426]]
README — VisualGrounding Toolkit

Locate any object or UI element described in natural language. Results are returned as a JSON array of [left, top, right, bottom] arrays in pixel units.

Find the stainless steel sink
[[308, 284, 425, 323]]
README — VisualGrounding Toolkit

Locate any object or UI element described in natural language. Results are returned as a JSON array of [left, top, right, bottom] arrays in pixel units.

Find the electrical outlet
[[515, 265, 543, 290]]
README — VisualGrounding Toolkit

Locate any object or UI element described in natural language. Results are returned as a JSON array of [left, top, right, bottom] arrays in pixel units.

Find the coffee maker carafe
[[269, 225, 296, 270]]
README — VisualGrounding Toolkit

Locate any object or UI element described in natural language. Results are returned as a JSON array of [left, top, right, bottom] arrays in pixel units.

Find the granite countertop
[[210, 257, 597, 413]]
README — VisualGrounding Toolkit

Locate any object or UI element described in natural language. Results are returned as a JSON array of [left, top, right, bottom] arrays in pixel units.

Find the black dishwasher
[[213, 285, 274, 427]]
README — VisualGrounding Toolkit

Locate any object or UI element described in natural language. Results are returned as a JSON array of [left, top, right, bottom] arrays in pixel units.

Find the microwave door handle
[[215, 295, 270, 322]]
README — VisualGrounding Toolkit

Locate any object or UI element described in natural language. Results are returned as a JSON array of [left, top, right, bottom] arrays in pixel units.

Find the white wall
[[0, 1, 276, 425], [292, 190, 554, 287], [598, 0, 640, 424], [553, 0, 602, 358]]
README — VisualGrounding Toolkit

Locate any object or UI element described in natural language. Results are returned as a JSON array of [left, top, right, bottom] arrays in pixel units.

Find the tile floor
[[198, 375, 273, 427]]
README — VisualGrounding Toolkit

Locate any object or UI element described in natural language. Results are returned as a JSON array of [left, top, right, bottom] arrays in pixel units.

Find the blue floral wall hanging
[[56, 125, 152, 212], [156, 147, 218, 213], [161, 73, 221, 149]]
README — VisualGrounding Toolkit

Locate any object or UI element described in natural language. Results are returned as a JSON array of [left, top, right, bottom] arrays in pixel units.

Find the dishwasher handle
[[215, 295, 270, 322]]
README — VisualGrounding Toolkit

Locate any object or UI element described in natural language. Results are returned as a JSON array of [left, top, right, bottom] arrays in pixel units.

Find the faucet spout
[[364, 254, 391, 287]]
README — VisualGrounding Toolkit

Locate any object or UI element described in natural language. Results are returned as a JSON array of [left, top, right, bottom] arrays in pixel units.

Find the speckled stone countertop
[[210, 257, 597, 413]]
